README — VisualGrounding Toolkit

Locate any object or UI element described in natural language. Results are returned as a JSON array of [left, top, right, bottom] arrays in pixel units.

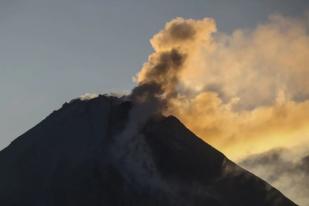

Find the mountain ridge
[[0, 95, 297, 206]]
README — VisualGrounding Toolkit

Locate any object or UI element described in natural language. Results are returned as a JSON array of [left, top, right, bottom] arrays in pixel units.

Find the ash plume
[[114, 14, 309, 205], [123, 14, 309, 163], [130, 48, 186, 112], [114, 18, 217, 177], [129, 17, 216, 115], [126, 14, 309, 163]]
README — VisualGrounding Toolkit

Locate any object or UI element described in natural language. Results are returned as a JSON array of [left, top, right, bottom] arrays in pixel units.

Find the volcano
[[0, 95, 296, 206]]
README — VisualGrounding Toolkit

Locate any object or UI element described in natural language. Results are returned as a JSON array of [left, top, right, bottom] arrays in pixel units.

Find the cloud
[[127, 17, 217, 126], [180, 14, 309, 109], [121, 13, 309, 206], [130, 17, 216, 109], [170, 91, 309, 160], [127, 14, 309, 204], [240, 147, 309, 206], [131, 14, 309, 160], [128, 13, 309, 162], [79, 93, 99, 101]]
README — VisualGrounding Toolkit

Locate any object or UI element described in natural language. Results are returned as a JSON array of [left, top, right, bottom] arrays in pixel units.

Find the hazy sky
[[0, 0, 308, 150]]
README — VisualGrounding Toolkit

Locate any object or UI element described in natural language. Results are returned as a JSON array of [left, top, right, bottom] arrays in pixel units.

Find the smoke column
[[127, 14, 309, 162], [129, 17, 216, 114]]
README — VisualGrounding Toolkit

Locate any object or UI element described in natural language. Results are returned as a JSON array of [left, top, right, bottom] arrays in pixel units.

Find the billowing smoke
[[130, 48, 186, 111], [129, 17, 216, 113], [114, 19, 217, 188], [128, 14, 309, 162], [114, 19, 216, 185], [120, 14, 309, 204]]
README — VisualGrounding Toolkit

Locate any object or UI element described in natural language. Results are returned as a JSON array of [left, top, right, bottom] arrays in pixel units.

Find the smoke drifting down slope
[[0, 96, 296, 206], [241, 147, 309, 206], [129, 14, 309, 161]]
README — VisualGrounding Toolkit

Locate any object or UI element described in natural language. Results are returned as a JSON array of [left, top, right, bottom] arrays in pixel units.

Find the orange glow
[[135, 14, 309, 161]]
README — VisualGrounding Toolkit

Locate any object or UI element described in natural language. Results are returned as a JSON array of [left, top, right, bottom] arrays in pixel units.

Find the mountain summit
[[0, 95, 296, 206]]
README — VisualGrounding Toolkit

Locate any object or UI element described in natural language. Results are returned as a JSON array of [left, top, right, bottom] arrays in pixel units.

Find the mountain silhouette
[[0, 95, 296, 206]]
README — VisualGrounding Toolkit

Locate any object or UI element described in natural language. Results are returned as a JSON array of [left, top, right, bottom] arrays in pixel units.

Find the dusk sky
[[0, 0, 308, 151]]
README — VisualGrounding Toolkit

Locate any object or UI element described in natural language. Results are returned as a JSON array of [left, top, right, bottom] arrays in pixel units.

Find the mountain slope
[[0, 95, 296, 206]]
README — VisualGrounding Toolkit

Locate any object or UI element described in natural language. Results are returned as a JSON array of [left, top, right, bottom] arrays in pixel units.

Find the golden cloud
[[135, 14, 309, 161]]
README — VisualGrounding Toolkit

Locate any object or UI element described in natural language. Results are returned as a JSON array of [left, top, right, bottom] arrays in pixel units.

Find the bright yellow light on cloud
[[136, 14, 309, 161]]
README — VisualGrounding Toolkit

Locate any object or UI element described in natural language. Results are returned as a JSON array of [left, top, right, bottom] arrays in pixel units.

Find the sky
[[0, 0, 308, 150]]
